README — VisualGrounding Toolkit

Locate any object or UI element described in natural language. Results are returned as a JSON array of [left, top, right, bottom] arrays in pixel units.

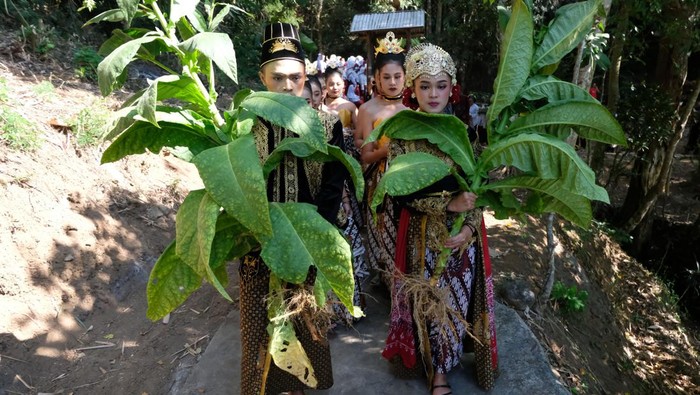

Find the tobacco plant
[[368, 0, 625, 230], [88, 0, 363, 385]]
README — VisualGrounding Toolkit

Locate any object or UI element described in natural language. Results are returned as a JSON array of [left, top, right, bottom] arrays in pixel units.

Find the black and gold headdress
[[260, 22, 306, 68]]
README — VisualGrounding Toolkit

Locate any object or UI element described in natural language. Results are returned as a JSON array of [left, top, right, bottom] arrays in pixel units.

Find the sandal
[[430, 384, 452, 395]]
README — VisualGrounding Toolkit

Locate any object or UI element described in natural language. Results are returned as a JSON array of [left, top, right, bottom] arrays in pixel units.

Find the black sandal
[[431, 384, 452, 395]]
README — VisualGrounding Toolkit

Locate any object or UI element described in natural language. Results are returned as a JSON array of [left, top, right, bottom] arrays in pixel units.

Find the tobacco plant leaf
[[193, 134, 272, 240], [240, 92, 327, 153], [146, 240, 202, 321], [100, 120, 218, 164], [175, 189, 232, 300], [370, 152, 452, 215], [476, 133, 609, 203], [261, 203, 359, 316], [266, 275, 317, 388], [507, 100, 626, 145], [366, 111, 476, 175], [481, 176, 593, 227], [487, 0, 533, 128], [97, 35, 161, 96], [178, 32, 238, 83], [170, 0, 199, 23], [263, 138, 364, 201]]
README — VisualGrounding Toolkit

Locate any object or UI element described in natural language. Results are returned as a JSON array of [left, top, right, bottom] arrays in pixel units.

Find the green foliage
[[0, 107, 40, 151], [70, 101, 112, 147], [368, 0, 625, 229], [74, 46, 104, 82], [551, 281, 588, 312], [91, 0, 363, 384], [615, 82, 676, 153]]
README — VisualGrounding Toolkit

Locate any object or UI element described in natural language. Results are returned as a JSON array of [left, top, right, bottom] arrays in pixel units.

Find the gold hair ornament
[[404, 43, 457, 87], [374, 31, 405, 56], [305, 58, 318, 75]]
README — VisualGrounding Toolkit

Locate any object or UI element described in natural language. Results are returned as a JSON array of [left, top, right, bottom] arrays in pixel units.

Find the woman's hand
[[444, 224, 474, 249], [447, 191, 477, 213]]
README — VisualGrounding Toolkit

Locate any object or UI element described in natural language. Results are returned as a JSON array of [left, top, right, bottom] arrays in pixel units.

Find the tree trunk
[[426, 0, 432, 37], [620, 80, 700, 237], [590, 2, 628, 177], [617, 0, 696, 243], [435, 0, 443, 39]]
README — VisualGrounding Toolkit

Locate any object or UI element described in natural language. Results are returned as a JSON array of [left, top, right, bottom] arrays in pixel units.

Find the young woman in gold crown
[[380, 43, 498, 395], [356, 31, 408, 287]]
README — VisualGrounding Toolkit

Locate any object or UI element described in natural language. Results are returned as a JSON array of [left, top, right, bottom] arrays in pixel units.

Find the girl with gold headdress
[[356, 31, 408, 287], [381, 43, 498, 394]]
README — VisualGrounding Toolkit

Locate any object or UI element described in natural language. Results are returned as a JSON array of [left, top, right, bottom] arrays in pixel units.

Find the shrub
[[551, 281, 588, 313], [73, 46, 103, 82], [70, 101, 111, 147], [0, 107, 40, 151]]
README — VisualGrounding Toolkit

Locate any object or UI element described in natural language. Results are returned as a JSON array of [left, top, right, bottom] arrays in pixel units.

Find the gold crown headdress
[[374, 31, 405, 57], [404, 43, 457, 87]]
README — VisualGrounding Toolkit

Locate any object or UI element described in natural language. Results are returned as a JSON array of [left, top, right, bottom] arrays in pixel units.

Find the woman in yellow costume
[[356, 31, 408, 285]]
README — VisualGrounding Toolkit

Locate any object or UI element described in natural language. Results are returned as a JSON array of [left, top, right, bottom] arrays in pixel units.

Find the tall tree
[[610, 0, 700, 252]]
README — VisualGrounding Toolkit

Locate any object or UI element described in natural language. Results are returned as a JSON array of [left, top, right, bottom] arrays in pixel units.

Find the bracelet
[[465, 223, 477, 236]]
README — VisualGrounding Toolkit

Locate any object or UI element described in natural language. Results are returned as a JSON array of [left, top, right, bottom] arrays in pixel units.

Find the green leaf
[[82, 9, 126, 27], [507, 100, 627, 145], [240, 92, 327, 154], [519, 76, 597, 103], [101, 120, 218, 163], [266, 275, 318, 387], [97, 35, 160, 96], [481, 176, 594, 227], [150, 75, 211, 114], [531, 0, 602, 72], [137, 79, 159, 127], [178, 32, 238, 83], [187, 9, 208, 33], [366, 110, 476, 175], [261, 202, 360, 317], [146, 241, 203, 321], [210, 4, 248, 32], [370, 152, 452, 215], [487, 0, 533, 127], [231, 88, 253, 110], [193, 134, 272, 240], [476, 133, 609, 203], [262, 138, 364, 202], [176, 189, 232, 300], [213, 212, 256, 261], [117, 0, 139, 27], [170, 0, 199, 22]]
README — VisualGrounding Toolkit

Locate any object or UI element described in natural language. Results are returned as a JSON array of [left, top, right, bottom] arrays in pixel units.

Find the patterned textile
[[239, 255, 334, 395], [382, 138, 499, 390], [238, 114, 346, 394], [365, 122, 397, 284]]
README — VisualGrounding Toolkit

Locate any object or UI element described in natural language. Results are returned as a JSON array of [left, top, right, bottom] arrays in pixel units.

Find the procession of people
[[240, 22, 497, 395]]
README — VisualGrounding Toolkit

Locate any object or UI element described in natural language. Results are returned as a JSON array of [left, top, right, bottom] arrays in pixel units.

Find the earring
[[411, 92, 415, 98]]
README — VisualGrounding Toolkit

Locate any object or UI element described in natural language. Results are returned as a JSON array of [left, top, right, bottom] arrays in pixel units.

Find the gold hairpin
[[374, 31, 405, 56]]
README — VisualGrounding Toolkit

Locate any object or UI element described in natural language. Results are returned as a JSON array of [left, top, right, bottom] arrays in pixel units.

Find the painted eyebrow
[[271, 72, 303, 78]]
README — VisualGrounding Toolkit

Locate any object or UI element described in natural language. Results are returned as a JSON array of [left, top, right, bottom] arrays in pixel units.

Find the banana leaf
[[487, 0, 533, 128], [366, 110, 476, 175]]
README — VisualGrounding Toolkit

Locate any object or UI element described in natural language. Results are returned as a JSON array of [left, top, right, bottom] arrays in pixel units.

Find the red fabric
[[480, 218, 499, 370], [381, 208, 417, 368]]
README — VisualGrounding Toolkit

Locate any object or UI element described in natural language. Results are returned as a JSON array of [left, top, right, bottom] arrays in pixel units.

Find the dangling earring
[[450, 84, 461, 104]]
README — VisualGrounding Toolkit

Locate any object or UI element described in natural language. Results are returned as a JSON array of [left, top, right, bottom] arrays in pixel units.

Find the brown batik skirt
[[238, 254, 334, 395]]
